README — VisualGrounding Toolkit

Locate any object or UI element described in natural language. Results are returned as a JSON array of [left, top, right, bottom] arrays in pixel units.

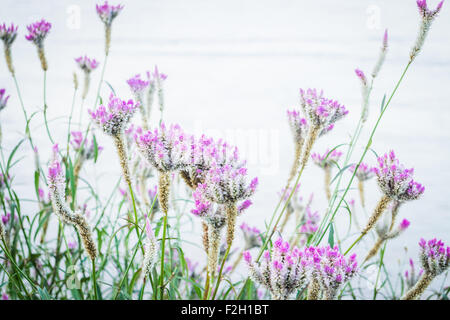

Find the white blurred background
[[1, 0, 449, 295]]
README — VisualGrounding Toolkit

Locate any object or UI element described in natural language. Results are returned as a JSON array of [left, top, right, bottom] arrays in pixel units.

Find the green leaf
[[328, 223, 335, 248], [93, 134, 99, 163]]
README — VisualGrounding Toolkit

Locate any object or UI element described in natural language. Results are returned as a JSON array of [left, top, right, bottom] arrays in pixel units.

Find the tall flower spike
[[135, 123, 189, 214], [349, 162, 376, 207], [190, 184, 227, 278], [75, 56, 100, 99], [243, 237, 309, 300], [305, 246, 358, 300], [201, 164, 258, 247], [141, 218, 159, 277], [89, 94, 138, 187], [410, 0, 444, 62], [0, 23, 18, 74], [25, 19, 51, 71], [286, 110, 308, 184], [127, 74, 150, 130], [404, 258, 424, 290], [296, 89, 348, 173], [355, 68, 370, 122], [372, 29, 388, 78], [153, 65, 167, 116], [96, 1, 124, 55], [361, 151, 424, 236], [402, 238, 450, 300], [47, 153, 97, 260], [311, 149, 342, 200]]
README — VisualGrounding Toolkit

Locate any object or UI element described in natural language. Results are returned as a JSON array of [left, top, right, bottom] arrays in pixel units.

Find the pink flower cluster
[[299, 88, 348, 135], [286, 109, 308, 143], [0, 88, 9, 111], [190, 183, 227, 229], [419, 238, 450, 275], [127, 74, 149, 95], [89, 93, 139, 136], [135, 123, 189, 172], [202, 164, 258, 205], [75, 56, 100, 73], [299, 207, 320, 235], [374, 150, 425, 201], [349, 162, 377, 181], [417, 0, 444, 18], [243, 237, 309, 299], [96, 1, 123, 26], [0, 23, 18, 47], [25, 19, 51, 47], [306, 245, 358, 299], [311, 149, 342, 169]]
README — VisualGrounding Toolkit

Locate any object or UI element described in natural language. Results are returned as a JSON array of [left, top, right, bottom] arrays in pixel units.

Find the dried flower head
[[374, 150, 425, 201], [244, 237, 309, 300], [419, 238, 450, 276], [305, 246, 358, 300], [299, 88, 348, 135], [372, 29, 388, 78], [89, 93, 139, 136], [75, 55, 99, 73], [25, 19, 51, 47], [311, 149, 342, 169]]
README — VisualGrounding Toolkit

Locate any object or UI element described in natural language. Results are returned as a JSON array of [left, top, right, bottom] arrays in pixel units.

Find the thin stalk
[[91, 258, 98, 300], [316, 62, 412, 250], [159, 212, 168, 299]]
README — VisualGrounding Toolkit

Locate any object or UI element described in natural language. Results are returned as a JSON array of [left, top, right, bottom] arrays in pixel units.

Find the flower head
[[305, 245, 358, 299], [25, 19, 51, 47], [244, 236, 309, 299], [418, 238, 450, 276], [355, 68, 367, 86], [89, 93, 139, 136], [350, 162, 377, 181], [135, 123, 189, 172], [240, 222, 261, 250], [127, 74, 149, 97], [201, 164, 258, 205], [0, 23, 18, 47], [311, 149, 342, 169], [374, 150, 425, 201], [75, 56, 99, 73], [410, 0, 445, 61], [180, 135, 245, 188], [287, 109, 308, 143], [299, 88, 348, 135], [96, 1, 123, 26], [0, 88, 9, 111], [70, 131, 103, 160], [190, 184, 227, 230]]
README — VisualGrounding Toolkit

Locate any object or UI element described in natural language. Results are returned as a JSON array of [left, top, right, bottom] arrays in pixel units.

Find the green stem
[[317, 61, 412, 251], [159, 212, 168, 300], [92, 258, 98, 300]]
